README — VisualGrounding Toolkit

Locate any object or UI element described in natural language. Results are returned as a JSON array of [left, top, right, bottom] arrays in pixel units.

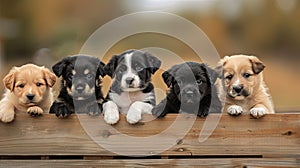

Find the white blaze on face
[[121, 52, 141, 91]]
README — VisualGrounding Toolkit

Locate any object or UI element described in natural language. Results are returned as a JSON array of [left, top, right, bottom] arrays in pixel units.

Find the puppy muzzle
[[180, 86, 201, 104], [228, 84, 249, 99]]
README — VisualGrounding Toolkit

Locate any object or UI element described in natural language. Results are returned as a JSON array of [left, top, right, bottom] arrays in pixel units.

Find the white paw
[[103, 101, 119, 125], [227, 105, 243, 115], [250, 107, 266, 118], [126, 102, 153, 124], [0, 110, 15, 123], [126, 107, 142, 124], [27, 106, 43, 116]]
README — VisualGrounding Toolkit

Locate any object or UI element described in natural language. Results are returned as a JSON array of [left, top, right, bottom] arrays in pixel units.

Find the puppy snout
[[125, 77, 134, 85], [233, 85, 244, 93], [185, 90, 194, 98], [26, 94, 35, 100], [182, 87, 198, 98], [75, 84, 85, 93]]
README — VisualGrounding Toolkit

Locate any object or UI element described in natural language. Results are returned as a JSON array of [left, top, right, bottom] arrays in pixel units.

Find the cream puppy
[[217, 55, 274, 118], [0, 64, 56, 123]]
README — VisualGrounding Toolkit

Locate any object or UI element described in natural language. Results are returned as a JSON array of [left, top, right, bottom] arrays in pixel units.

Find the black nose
[[233, 85, 243, 93], [125, 77, 134, 85], [76, 84, 85, 93], [26, 94, 35, 100]]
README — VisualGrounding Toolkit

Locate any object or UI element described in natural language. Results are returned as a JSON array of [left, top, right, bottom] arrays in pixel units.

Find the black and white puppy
[[50, 55, 105, 117], [103, 50, 161, 124], [152, 62, 221, 118]]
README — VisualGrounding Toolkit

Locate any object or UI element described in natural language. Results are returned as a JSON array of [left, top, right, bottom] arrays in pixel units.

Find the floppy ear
[[145, 52, 161, 74], [201, 64, 218, 84], [104, 55, 119, 77], [214, 56, 229, 78], [52, 58, 68, 77], [162, 65, 179, 88], [42, 67, 57, 87], [162, 71, 173, 88], [97, 61, 106, 77], [249, 56, 265, 74], [3, 67, 18, 91]]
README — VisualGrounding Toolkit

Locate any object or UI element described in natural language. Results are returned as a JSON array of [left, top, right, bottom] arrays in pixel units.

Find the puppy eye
[[36, 82, 43, 87], [118, 65, 126, 74], [68, 74, 73, 80], [87, 74, 94, 80], [18, 84, 25, 88], [243, 73, 252, 78], [225, 74, 233, 80], [195, 79, 203, 85], [136, 66, 143, 72], [176, 79, 183, 85]]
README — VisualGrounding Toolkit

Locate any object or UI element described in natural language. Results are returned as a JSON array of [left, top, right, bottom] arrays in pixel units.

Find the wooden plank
[[0, 158, 299, 167], [0, 113, 299, 157]]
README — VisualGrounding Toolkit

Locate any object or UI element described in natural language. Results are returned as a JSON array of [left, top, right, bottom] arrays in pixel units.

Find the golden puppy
[[0, 64, 56, 123], [217, 55, 274, 118]]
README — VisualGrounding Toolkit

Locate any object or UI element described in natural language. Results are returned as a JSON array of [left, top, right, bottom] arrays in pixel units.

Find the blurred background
[[0, 0, 299, 111]]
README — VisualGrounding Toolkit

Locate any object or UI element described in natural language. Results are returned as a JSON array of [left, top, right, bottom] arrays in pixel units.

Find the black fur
[[152, 62, 222, 118], [50, 55, 105, 118]]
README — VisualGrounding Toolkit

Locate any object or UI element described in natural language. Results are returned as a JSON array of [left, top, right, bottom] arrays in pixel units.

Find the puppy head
[[217, 55, 265, 100], [52, 55, 105, 101], [104, 50, 161, 92], [163, 62, 216, 105], [3, 64, 56, 106]]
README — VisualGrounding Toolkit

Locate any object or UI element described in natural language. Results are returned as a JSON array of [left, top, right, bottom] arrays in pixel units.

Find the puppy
[[103, 50, 161, 124], [217, 55, 274, 118], [0, 64, 56, 123], [49, 55, 105, 117], [152, 62, 221, 118]]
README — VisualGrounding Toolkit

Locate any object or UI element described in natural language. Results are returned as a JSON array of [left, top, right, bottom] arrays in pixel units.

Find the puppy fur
[[152, 62, 222, 118], [217, 55, 274, 118], [49, 55, 105, 117], [0, 64, 56, 123], [103, 50, 161, 124]]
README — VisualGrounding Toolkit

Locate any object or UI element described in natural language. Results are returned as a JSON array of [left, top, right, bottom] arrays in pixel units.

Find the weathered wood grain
[[0, 113, 299, 158], [0, 158, 299, 168]]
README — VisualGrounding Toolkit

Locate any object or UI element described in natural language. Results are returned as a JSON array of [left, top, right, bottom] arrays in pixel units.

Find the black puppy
[[152, 62, 221, 118], [50, 55, 105, 117]]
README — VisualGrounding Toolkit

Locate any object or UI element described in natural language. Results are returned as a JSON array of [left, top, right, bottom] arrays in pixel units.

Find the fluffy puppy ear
[[145, 52, 161, 74], [3, 67, 18, 91], [52, 57, 69, 77], [214, 56, 229, 78], [42, 67, 57, 87], [162, 65, 179, 88], [97, 61, 106, 77], [104, 55, 119, 77], [201, 64, 218, 84], [249, 56, 265, 74]]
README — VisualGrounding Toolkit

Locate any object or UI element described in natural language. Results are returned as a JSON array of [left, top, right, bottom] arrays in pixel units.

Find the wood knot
[[102, 130, 112, 138], [282, 131, 293, 136], [176, 139, 183, 145]]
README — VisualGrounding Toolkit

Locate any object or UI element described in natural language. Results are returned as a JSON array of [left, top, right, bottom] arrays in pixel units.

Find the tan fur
[[217, 55, 274, 118], [0, 64, 56, 123]]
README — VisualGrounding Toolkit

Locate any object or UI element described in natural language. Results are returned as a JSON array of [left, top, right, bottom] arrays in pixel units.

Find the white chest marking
[[109, 91, 154, 114]]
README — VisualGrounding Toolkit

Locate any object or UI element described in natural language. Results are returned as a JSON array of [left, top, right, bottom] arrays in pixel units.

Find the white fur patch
[[109, 91, 154, 114], [250, 107, 266, 118], [121, 52, 141, 89], [227, 105, 243, 115], [103, 101, 119, 124], [126, 101, 153, 124]]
